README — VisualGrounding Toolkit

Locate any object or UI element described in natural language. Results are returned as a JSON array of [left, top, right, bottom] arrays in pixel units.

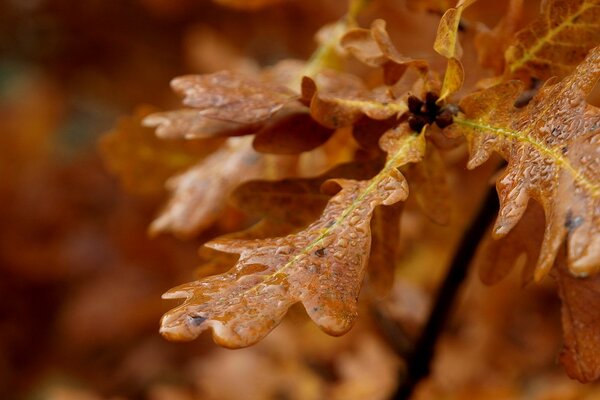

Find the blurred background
[[0, 1, 349, 398], [1, 0, 600, 399]]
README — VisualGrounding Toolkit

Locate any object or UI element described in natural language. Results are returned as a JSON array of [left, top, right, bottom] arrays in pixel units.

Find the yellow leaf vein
[[455, 117, 600, 198]]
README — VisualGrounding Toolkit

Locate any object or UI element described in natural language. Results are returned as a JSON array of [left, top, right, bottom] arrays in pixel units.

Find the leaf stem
[[392, 185, 499, 399]]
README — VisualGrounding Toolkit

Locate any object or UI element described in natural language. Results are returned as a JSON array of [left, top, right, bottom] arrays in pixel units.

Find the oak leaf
[[159, 127, 425, 347], [145, 60, 338, 155], [303, 71, 409, 129], [433, 0, 477, 101], [149, 70, 297, 128], [407, 142, 451, 225], [142, 109, 259, 140], [505, 0, 600, 82], [475, 202, 544, 286], [149, 137, 267, 238], [194, 158, 385, 282], [366, 203, 403, 296], [341, 19, 428, 85], [251, 106, 334, 154], [448, 46, 600, 280]]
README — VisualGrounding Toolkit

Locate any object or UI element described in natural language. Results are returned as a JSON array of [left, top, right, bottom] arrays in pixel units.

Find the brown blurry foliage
[[3, 0, 600, 398]]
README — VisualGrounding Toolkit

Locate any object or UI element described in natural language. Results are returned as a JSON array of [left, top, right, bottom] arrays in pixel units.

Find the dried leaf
[[448, 46, 600, 280], [476, 201, 544, 286], [505, 0, 600, 81], [438, 57, 464, 101], [231, 159, 393, 297], [554, 249, 600, 382], [230, 159, 383, 224], [351, 116, 398, 151], [99, 107, 210, 195], [142, 59, 307, 140], [142, 109, 259, 140], [407, 141, 451, 225], [149, 137, 265, 238], [366, 203, 402, 297], [434, 0, 477, 101], [433, 0, 477, 59], [159, 127, 425, 346], [341, 19, 428, 85], [194, 159, 385, 281], [304, 72, 408, 129], [252, 108, 334, 154], [156, 71, 297, 125]]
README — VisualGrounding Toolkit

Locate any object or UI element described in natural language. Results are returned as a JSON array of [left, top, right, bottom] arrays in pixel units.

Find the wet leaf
[[142, 109, 260, 140], [433, 0, 477, 101], [475, 201, 544, 286], [146, 70, 297, 128], [448, 46, 600, 280], [149, 137, 266, 238], [366, 203, 402, 297], [230, 159, 383, 224], [407, 141, 451, 225], [505, 0, 600, 81], [159, 127, 425, 346], [193, 159, 385, 280], [303, 72, 408, 129]]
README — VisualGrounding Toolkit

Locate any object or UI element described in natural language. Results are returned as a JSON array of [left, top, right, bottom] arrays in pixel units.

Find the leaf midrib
[[454, 116, 600, 198]]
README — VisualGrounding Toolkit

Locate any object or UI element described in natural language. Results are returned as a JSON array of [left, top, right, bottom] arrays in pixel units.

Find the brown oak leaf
[[341, 19, 428, 85], [448, 46, 600, 280], [475, 201, 544, 286], [149, 137, 267, 238], [433, 0, 477, 101], [159, 127, 425, 347], [145, 70, 296, 130], [505, 0, 600, 82], [193, 158, 385, 281], [252, 106, 334, 154], [145, 61, 337, 155], [303, 71, 409, 129], [365, 203, 403, 297], [142, 109, 259, 140], [407, 140, 451, 225]]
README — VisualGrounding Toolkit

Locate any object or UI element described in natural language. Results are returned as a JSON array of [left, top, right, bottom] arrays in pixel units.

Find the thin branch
[[392, 186, 499, 399]]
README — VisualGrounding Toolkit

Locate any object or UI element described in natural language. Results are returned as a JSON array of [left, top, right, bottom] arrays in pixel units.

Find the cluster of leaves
[[103, 0, 600, 389]]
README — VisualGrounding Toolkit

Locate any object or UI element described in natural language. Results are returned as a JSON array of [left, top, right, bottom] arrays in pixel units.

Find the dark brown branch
[[392, 186, 499, 399]]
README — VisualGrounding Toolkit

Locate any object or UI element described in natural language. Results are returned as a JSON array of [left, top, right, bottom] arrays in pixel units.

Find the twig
[[392, 186, 499, 399]]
